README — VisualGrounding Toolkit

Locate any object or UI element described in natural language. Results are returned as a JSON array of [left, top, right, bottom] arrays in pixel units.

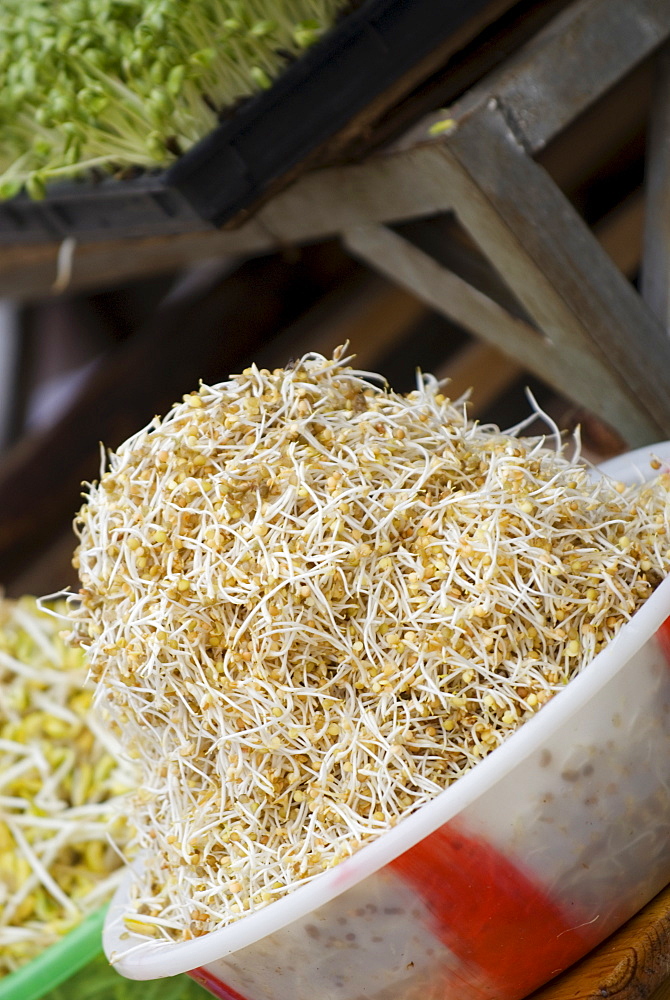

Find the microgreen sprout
[[0, 0, 346, 197], [69, 350, 670, 943], [0, 597, 133, 977]]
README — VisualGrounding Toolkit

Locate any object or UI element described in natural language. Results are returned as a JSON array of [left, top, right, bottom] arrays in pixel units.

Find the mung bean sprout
[[0, 597, 133, 976], [69, 349, 670, 942]]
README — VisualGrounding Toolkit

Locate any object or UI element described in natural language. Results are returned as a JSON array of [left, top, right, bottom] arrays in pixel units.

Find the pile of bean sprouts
[[69, 349, 670, 942], [0, 597, 132, 976]]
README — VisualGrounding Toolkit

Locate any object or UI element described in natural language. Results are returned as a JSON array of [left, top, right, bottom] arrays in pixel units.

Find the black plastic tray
[[0, 0, 492, 245]]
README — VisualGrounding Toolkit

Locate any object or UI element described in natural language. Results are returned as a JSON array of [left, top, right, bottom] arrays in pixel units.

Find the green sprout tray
[[0, 0, 491, 244]]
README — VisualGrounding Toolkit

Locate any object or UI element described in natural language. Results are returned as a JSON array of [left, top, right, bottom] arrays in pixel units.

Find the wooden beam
[[449, 0, 670, 155], [0, 141, 461, 301], [344, 223, 549, 366], [436, 101, 670, 443], [343, 220, 658, 443]]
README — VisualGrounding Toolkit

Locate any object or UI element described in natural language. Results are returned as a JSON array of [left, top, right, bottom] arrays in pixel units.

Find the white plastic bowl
[[104, 445, 670, 1000]]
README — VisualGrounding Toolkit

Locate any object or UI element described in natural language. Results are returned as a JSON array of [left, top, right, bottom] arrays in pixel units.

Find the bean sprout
[[0, 597, 133, 976], [69, 349, 670, 942]]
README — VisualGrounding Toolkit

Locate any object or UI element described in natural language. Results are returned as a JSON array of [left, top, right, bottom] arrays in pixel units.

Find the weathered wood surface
[[450, 0, 670, 154], [436, 103, 670, 444]]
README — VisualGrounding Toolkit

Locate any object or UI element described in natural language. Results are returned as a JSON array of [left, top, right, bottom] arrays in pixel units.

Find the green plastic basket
[[0, 906, 207, 1000]]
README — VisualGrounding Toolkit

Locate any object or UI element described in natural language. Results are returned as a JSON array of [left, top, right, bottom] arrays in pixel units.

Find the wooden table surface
[[528, 883, 670, 999]]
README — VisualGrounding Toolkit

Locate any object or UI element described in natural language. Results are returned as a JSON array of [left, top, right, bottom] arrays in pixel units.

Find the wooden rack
[[3, 0, 670, 447]]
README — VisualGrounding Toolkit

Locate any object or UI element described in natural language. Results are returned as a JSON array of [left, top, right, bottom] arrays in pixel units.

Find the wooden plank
[[344, 223, 546, 359], [0, 142, 461, 301], [435, 102, 670, 443], [239, 0, 523, 198], [528, 882, 670, 1000], [0, 233, 265, 302], [450, 0, 670, 154], [335, 0, 573, 166]]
